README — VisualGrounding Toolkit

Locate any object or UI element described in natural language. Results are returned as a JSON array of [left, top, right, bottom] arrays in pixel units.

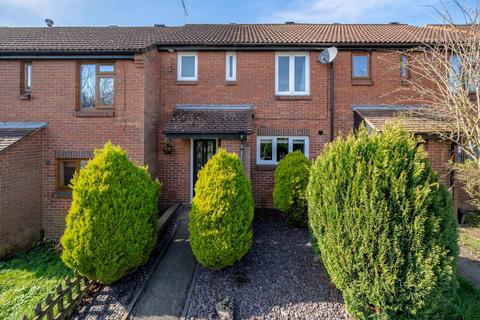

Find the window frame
[[351, 52, 371, 80], [256, 136, 309, 165], [177, 52, 198, 81], [56, 158, 88, 191], [226, 51, 237, 81], [275, 52, 310, 96], [21, 61, 32, 94], [78, 62, 115, 110]]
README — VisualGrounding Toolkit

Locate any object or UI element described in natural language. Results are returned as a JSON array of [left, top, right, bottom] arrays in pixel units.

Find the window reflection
[[80, 64, 96, 108], [99, 77, 114, 106]]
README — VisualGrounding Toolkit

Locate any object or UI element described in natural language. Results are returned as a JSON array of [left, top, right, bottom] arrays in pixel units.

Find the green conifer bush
[[189, 148, 254, 269], [273, 151, 311, 226], [61, 142, 161, 284], [307, 125, 458, 319]]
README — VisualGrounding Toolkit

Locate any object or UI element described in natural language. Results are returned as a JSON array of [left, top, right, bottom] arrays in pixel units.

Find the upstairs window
[[57, 159, 89, 191], [352, 53, 370, 79], [80, 63, 115, 109], [449, 54, 478, 93], [401, 54, 410, 81], [275, 52, 310, 95], [178, 52, 198, 81], [226, 52, 236, 81], [449, 54, 462, 92], [257, 136, 309, 165], [21, 61, 32, 94]]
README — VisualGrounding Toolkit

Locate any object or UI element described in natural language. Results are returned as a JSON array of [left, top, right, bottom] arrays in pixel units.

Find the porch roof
[[0, 122, 47, 153], [164, 105, 253, 139], [353, 106, 448, 134]]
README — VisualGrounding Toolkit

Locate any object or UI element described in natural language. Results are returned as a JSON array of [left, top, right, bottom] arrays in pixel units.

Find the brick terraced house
[[0, 23, 465, 257]]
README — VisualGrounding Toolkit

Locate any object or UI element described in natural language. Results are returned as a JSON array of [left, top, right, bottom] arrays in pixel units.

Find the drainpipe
[[329, 62, 335, 142], [239, 133, 245, 162]]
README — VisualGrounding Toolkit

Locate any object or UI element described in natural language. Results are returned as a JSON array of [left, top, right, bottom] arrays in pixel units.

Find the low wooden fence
[[22, 274, 93, 320]]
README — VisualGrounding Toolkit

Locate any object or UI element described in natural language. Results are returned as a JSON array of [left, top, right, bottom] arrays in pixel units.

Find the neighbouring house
[[0, 23, 468, 257]]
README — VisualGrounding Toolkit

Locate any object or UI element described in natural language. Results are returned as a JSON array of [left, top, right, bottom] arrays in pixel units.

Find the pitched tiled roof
[[0, 23, 447, 54], [0, 122, 47, 153], [353, 107, 448, 134], [161, 23, 444, 46], [0, 27, 168, 53], [164, 105, 253, 137]]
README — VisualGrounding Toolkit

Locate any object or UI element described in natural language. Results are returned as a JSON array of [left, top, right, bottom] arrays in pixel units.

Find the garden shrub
[[61, 142, 161, 284], [189, 148, 254, 269], [307, 124, 458, 319], [273, 151, 310, 226]]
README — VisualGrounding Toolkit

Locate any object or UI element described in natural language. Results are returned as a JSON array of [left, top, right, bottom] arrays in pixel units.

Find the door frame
[[190, 138, 218, 202]]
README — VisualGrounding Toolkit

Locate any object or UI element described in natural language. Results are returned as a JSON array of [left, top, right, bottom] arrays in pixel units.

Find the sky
[[0, 0, 478, 27]]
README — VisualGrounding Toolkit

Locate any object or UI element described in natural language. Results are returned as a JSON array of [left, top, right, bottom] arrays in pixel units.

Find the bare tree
[[398, 0, 480, 210]]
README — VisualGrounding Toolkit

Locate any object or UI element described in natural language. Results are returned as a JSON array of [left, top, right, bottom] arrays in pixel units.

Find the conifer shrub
[[307, 124, 458, 319], [273, 151, 310, 226], [61, 142, 161, 284], [189, 148, 254, 269]]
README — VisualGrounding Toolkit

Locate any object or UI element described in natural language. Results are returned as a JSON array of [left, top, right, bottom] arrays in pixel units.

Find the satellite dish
[[318, 46, 338, 64], [45, 19, 54, 27]]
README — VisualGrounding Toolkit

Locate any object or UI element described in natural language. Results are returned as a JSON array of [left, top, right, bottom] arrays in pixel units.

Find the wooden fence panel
[[23, 274, 92, 320]]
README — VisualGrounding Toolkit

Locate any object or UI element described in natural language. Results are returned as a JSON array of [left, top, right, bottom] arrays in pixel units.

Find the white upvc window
[[226, 52, 236, 81], [177, 52, 198, 81], [275, 52, 310, 95], [256, 136, 309, 165]]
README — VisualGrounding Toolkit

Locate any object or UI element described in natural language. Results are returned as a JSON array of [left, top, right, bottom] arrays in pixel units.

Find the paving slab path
[[132, 206, 196, 320], [458, 256, 480, 287]]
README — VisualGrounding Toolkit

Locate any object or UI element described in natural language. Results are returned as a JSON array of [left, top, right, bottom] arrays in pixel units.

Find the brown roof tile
[[162, 23, 444, 45], [0, 122, 47, 153], [0, 24, 447, 54], [164, 106, 253, 137], [354, 107, 448, 134]]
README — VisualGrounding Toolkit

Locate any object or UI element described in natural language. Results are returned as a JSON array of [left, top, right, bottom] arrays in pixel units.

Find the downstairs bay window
[[257, 136, 309, 165]]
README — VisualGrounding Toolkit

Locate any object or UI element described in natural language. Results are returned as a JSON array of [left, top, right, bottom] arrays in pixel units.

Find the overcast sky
[[0, 0, 477, 27]]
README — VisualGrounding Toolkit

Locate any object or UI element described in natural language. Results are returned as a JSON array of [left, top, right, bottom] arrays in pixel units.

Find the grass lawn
[[0, 242, 73, 319], [441, 277, 480, 320]]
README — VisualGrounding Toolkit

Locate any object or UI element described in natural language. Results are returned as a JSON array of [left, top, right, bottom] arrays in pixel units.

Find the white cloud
[[266, 0, 433, 23]]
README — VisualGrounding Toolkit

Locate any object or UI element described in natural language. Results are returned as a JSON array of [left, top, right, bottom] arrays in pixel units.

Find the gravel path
[[72, 217, 179, 320], [185, 210, 349, 320]]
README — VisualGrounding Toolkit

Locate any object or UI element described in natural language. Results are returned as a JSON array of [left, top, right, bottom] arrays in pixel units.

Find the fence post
[[65, 277, 73, 304], [56, 284, 64, 315], [45, 294, 54, 320], [34, 303, 42, 319]]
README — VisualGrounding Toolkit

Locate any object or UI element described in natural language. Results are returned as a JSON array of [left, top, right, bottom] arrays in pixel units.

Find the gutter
[[158, 42, 428, 51], [0, 54, 135, 60]]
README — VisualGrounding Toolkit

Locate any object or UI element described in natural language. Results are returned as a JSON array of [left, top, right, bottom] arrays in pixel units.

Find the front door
[[192, 139, 217, 195]]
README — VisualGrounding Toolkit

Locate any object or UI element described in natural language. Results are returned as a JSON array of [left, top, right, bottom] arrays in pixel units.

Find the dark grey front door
[[193, 139, 217, 193]]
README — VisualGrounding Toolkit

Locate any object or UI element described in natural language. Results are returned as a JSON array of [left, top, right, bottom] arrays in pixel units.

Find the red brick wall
[[143, 50, 161, 179], [423, 138, 453, 182], [156, 50, 418, 208], [0, 130, 44, 258], [0, 55, 155, 238], [0, 47, 464, 241]]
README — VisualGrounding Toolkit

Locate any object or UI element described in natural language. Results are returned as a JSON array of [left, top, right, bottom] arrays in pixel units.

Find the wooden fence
[[22, 274, 93, 320]]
